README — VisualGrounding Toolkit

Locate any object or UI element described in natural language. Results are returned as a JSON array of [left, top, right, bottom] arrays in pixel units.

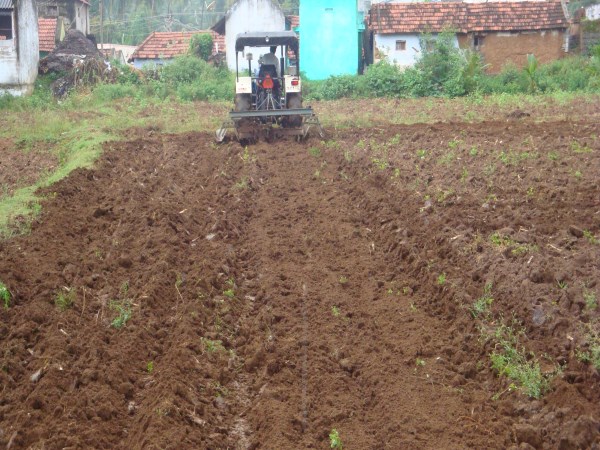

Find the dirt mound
[[0, 118, 599, 448], [39, 29, 102, 75], [38, 30, 117, 98]]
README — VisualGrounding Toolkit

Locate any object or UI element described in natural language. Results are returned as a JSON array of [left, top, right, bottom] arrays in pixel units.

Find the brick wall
[[458, 30, 566, 74]]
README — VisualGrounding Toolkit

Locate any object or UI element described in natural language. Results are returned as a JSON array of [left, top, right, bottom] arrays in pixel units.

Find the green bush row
[[1, 38, 599, 109], [304, 36, 600, 100]]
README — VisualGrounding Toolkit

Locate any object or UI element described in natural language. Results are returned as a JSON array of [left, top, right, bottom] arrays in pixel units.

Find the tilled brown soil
[[1, 118, 599, 449]]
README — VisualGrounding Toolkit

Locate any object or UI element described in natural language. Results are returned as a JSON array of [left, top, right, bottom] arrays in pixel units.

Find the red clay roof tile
[[39, 18, 57, 52], [370, 1, 568, 34]]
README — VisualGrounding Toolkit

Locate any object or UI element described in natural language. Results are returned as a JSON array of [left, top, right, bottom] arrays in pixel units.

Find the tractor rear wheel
[[234, 94, 251, 112], [285, 94, 302, 128]]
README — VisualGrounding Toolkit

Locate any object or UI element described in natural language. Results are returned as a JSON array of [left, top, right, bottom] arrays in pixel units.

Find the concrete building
[[211, 0, 286, 71], [298, 0, 365, 80], [369, 1, 569, 73], [0, 0, 39, 96], [36, 0, 90, 34]]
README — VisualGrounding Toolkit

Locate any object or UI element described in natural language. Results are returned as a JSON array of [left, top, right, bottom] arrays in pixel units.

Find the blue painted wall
[[299, 0, 360, 80]]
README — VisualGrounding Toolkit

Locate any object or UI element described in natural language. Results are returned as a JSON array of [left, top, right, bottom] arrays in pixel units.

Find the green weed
[[583, 230, 598, 245], [147, 361, 154, 373], [202, 338, 225, 354], [55, 288, 76, 311], [339, 276, 348, 286], [309, 147, 321, 157], [584, 290, 598, 310], [0, 281, 10, 309], [488, 321, 555, 399], [469, 146, 479, 156], [329, 429, 343, 449], [331, 306, 341, 317], [110, 300, 132, 329], [437, 273, 447, 285], [416, 358, 426, 367], [371, 157, 389, 170], [490, 232, 515, 247], [576, 320, 600, 370], [571, 141, 592, 154], [548, 151, 559, 161], [471, 283, 494, 318]]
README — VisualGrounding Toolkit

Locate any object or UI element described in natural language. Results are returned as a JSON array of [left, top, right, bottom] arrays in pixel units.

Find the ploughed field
[[1, 112, 599, 449]]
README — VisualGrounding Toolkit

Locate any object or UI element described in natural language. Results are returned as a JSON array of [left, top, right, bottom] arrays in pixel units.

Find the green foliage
[[110, 300, 132, 328], [471, 283, 494, 318], [0, 281, 10, 309], [55, 288, 76, 311], [576, 320, 600, 370], [489, 322, 554, 399], [189, 33, 214, 61], [329, 429, 343, 449]]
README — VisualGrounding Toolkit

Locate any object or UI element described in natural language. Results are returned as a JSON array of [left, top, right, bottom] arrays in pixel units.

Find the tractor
[[216, 31, 324, 143]]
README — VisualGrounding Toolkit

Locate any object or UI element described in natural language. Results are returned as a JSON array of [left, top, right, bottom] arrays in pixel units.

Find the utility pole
[[100, 0, 104, 50]]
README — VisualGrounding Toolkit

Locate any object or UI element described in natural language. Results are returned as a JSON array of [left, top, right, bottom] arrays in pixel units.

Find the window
[[395, 40, 406, 51], [0, 12, 13, 40], [474, 35, 484, 49]]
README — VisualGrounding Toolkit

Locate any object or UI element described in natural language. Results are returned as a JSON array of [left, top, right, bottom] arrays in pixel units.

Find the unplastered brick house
[[369, 0, 569, 73]]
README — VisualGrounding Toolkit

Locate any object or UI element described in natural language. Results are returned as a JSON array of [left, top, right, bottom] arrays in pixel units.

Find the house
[[36, 0, 90, 34], [0, 0, 39, 96], [99, 44, 137, 65], [297, 0, 367, 80], [130, 31, 225, 68], [286, 15, 299, 31], [578, 4, 600, 55], [38, 17, 65, 56], [369, 1, 569, 73], [211, 0, 286, 71]]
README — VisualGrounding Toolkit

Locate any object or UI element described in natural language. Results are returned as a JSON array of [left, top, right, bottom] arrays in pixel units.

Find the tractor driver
[[258, 46, 280, 78]]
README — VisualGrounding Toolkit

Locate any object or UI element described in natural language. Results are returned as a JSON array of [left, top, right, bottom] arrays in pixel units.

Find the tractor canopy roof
[[235, 31, 299, 53]]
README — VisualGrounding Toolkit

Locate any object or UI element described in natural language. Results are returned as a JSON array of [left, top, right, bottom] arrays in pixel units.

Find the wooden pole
[[100, 0, 104, 50]]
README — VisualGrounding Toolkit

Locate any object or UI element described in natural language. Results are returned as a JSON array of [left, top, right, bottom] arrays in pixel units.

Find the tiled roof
[[0, 0, 13, 9], [78, 0, 90, 5], [287, 15, 299, 29], [39, 18, 57, 52], [131, 31, 225, 60], [370, 1, 568, 34]]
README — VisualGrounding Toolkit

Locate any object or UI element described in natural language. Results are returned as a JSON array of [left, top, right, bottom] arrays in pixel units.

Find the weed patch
[[0, 281, 10, 309], [486, 321, 556, 399], [55, 287, 76, 311], [110, 300, 132, 329]]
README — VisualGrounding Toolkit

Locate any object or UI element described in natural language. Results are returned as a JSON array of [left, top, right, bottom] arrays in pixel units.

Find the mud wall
[[471, 30, 566, 73]]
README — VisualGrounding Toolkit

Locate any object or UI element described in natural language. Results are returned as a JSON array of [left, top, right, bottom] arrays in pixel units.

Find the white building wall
[[586, 4, 600, 20], [374, 33, 459, 68], [225, 0, 285, 71], [74, 2, 89, 34], [0, 0, 39, 96], [374, 34, 422, 67]]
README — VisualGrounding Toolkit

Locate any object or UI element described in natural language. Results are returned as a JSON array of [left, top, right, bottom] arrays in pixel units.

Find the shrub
[[363, 61, 404, 97], [189, 33, 214, 61], [93, 83, 137, 101]]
